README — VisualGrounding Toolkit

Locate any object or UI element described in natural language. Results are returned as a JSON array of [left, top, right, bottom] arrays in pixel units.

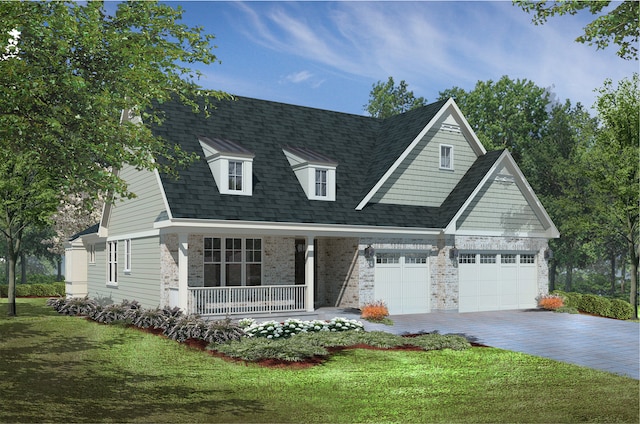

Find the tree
[[438, 76, 551, 163], [515, 0, 639, 60], [365, 76, 426, 118], [583, 74, 639, 315], [0, 1, 227, 315]]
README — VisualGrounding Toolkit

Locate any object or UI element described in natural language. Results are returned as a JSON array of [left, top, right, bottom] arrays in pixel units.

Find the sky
[[159, 1, 637, 116]]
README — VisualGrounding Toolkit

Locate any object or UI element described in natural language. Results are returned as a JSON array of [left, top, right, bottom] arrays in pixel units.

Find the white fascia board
[[450, 229, 559, 239], [444, 150, 560, 239], [106, 229, 160, 242], [355, 98, 485, 211], [154, 218, 443, 238]]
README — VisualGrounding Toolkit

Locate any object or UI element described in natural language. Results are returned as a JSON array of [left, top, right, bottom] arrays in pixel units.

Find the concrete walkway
[[314, 308, 639, 379]]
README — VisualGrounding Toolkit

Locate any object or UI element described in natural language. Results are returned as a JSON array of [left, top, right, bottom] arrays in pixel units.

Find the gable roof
[[147, 96, 539, 233]]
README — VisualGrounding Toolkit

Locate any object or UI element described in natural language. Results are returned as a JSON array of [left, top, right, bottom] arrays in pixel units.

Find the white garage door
[[458, 253, 537, 313], [374, 252, 430, 315]]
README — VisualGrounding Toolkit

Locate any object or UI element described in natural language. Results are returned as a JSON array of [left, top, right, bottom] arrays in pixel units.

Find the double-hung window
[[315, 169, 327, 197], [124, 239, 132, 273], [228, 161, 243, 192], [440, 144, 453, 170], [203, 237, 262, 287], [107, 241, 118, 285]]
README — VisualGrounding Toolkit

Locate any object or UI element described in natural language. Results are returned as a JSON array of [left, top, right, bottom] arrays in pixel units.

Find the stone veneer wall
[[315, 238, 359, 308], [263, 236, 295, 285], [160, 233, 179, 308]]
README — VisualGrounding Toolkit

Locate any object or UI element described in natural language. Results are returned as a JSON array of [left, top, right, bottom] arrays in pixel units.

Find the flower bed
[[241, 317, 364, 339]]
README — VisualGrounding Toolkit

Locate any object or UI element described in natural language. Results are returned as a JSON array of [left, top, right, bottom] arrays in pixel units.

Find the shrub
[[53, 296, 101, 316], [1, 282, 65, 297], [243, 317, 364, 339], [164, 315, 209, 342], [410, 333, 471, 351], [211, 337, 329, 363], [552, 290, 582, 308], [579, 294, 611, 317], [554, 306, 579, 314], [608, 299, 634, 320], [203, 318, 245, 344], [537, 294, 564, 310], [93, 299, 142, 324], [361, 300, 390, 321]]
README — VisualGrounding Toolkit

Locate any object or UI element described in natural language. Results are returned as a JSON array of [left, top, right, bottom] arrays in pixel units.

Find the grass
[[1, 298, 638, 423]]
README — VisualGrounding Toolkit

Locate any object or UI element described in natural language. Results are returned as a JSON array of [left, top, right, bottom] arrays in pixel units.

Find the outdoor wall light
[[364, 245, 375, 259], [449, 247, 459, 260], [544, 248, 554, 260]]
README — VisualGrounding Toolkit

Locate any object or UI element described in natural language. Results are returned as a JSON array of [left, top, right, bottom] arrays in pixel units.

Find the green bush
[[212, 336, 330, 362], [0, 282, 65, 297], [579, 294, 611, 317], [608, 299, 634, 320], [554, 306, 579, 314], [552, 290, 582, 308]]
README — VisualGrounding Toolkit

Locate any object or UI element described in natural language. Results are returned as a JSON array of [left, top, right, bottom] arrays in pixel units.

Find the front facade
[[65, 97, 558, 316]]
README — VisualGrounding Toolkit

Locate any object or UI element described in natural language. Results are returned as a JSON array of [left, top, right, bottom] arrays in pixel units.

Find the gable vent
[[440, 123, 461, 133], [495, 174, 515, 184]]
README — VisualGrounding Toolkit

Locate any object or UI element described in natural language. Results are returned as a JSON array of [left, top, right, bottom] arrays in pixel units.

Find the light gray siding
[[107, 165, 167, 236], [87, 236, 162, 308], [457, 172, 547, 233], [372, 126, 478, 207]]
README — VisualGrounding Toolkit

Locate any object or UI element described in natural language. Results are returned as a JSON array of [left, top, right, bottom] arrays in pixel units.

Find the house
[[64, 96, 559, 316]]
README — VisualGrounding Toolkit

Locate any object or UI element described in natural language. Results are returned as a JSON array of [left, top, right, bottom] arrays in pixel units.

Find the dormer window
[[198, 136, 254, 196], [283, 146, 337, 201]]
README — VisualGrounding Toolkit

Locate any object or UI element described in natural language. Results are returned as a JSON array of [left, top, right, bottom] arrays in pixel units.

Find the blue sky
[[166, 1, 636, 116]]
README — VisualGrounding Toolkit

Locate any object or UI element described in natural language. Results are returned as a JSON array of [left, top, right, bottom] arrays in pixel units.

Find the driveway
[[357, 309, 639, 380]]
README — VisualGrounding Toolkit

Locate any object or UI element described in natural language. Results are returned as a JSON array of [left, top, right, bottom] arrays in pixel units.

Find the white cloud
[[283, 70, 313, 84]]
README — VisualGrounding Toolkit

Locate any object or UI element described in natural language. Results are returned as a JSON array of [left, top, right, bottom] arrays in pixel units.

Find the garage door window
[[480, 254, 496, 264], [459, 254, 475, 264], [501, 254, 517, 264], [376, 253, 400, 264], [520, 254, 535, 264], [405, 253, 428, 264]]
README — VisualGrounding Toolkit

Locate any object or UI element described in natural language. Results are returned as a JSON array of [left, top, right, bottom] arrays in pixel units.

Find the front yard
[[0, 298, 638, 423]]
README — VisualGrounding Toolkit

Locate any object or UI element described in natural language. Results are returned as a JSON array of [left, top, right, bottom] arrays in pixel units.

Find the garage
[[458, 253, 538, 313], [374, 252, 430, 315]]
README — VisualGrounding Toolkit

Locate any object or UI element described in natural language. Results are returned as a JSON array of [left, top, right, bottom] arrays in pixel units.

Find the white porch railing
[[188, 285, 307, 316]]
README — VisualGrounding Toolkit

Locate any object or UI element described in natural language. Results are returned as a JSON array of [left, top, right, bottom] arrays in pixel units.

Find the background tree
[[582, 74, 639, 315], [0, 1, 227, 316], [365, 76, 426, 118], [515, 0, 639, 60], [438, 75, 551, 164]]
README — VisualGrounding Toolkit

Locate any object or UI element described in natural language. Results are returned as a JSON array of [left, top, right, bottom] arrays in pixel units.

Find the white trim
[[203, 236, 263, 287], [106, 229, 159, 242], [154, 218, 443, 238], [356, 98, 486, 210], [123, 239, 132, 273], [154, 168, 173, 220], [439, 143, 454, 171], [444, 150, 560, 238]]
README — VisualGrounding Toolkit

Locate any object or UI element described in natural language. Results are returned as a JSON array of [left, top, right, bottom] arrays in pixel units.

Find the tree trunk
[[549, 261, 557, 292], [621, 260, 626, 293], [7, 251, 17, 316], [20, 252, 27, 285], [610, 252, 616, 296], [565, 263, 573, 292], [57, 258, 63, 281], [628, 241, 638, 319]]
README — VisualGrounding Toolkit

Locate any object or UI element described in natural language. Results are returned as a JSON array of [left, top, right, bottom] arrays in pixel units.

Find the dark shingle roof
[[69, 223, 99, 241], [151, 97, 499, 229]]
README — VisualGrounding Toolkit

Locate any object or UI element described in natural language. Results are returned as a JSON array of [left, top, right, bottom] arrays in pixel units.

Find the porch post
[[305, 235, 315, 312], [178, 233, 189, 313]]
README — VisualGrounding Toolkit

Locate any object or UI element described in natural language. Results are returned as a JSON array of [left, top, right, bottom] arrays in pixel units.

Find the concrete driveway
[[357, 309, 639, 379]]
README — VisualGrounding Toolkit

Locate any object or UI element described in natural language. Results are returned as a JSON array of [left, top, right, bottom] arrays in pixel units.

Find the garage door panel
[[459, 252, 538, 313], [374, 252, 429, 315]]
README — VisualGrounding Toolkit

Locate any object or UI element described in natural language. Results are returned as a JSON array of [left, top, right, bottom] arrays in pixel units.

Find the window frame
[[315, 168, 328, 197], [202, 237, 263, 287], [227, 160, 244, 192], [88, 244, 96, 265], [123, 239, 132, 273], [439, 144, 454, 170], [107, 241, 118, 286]]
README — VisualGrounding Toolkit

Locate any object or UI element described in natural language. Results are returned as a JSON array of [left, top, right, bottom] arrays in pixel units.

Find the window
[[315, 169, 327, 197], [228, 161, 243, 191], [88, 244, 96, 264], [520, 254, 536, 264], [501, 254, 517, 264], [107, 241, 118, 285], [459, 254, 476, 264], [124, 239, 132, 272], [203, 237, 262, 287], [440, 144, 453, 170], [405, 253, 428, 264], [480, 254, 496, 264], [376, 253, 400, 264]]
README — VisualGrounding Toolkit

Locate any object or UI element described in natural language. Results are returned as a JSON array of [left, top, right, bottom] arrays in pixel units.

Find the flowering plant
[[536, 294, 564, 310], [243, 317, 364, 339]]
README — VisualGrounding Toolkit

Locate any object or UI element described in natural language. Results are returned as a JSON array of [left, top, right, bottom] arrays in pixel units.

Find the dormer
[[198, 136, 255, 196], [283, 146, 337, 201]]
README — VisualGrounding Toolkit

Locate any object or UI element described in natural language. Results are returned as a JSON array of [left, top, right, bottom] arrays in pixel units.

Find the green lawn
[[1, 298, 638, 423]]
